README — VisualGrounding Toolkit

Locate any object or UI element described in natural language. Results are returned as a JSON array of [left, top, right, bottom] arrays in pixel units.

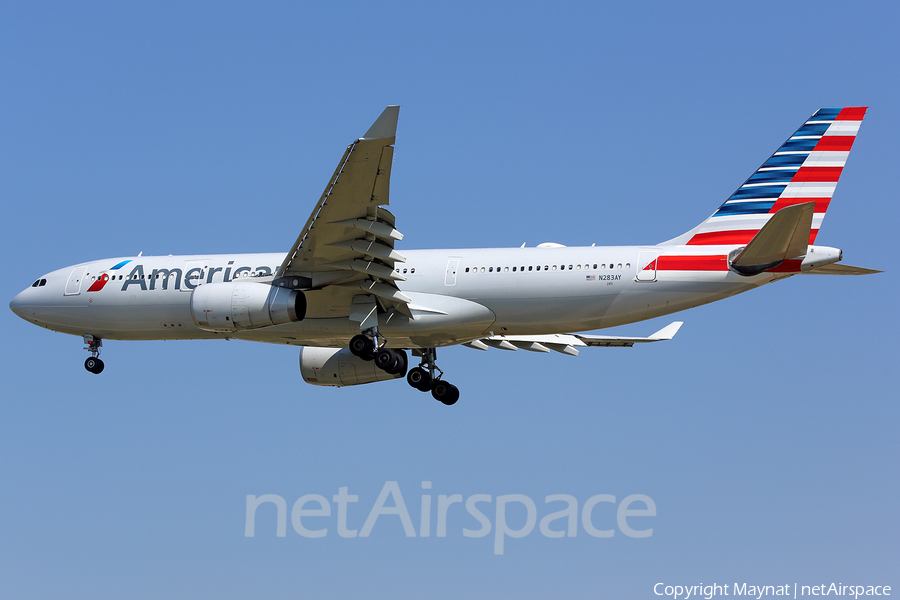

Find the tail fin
[[663, 107, 867, 246]]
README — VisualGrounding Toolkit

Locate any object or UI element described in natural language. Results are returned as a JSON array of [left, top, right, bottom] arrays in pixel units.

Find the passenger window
[[576, 264, 581, 270], [520, 266, 524, 271], [504, 267, 509, 272], [529, 266, 533, 271], [593, 264, 598, 269], [411, 268, 415, 274], [626, 263, 630, 268], [618, 263, 622, 269], [489, 267, 493, 272], [552, 265, 557, 271], [403, 268, 407, 274], [480, 267, 485, 273], [568, 265, 573, 270], [512, 267, 516, 272], [544, 265, 549, 271], [536, 266, 541, 271], [465, 267, 470, 273]]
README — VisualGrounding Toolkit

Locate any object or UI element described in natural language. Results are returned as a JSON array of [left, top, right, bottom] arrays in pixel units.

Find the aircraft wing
[[277, 106, 413, 319], [463, 322, 684, 355]]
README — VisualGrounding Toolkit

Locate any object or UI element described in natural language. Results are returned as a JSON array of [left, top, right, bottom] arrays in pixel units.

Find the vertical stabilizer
[[662, 107, 866, 246]]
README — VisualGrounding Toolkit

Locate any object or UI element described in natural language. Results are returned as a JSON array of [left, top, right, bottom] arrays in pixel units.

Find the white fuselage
[[10, 244, 779, 349]]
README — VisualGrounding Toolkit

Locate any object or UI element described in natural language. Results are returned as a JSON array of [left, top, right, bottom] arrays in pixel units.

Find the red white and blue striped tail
[[665, 107, 866, 247]]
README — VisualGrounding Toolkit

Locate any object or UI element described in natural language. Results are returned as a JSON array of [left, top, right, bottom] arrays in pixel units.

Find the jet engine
[[190, 281, 306, 332], [299, 347, 407, 387]]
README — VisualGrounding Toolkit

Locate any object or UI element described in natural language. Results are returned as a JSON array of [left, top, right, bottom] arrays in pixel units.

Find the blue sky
[[1, 1, 897, 598]]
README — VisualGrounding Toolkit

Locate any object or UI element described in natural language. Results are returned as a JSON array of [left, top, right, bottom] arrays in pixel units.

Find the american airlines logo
[[86, 261, 277, 293]]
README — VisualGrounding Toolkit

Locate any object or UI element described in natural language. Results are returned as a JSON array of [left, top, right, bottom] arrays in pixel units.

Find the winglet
[[362, 106, 400, 140], [649, 321, 683, 340]]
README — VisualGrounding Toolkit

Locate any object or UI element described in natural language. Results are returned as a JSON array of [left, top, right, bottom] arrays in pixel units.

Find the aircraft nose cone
[[9, 289, 31, 320]]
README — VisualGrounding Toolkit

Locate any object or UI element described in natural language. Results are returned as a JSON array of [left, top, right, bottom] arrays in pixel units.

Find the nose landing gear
[[83, 334, 104, 374]]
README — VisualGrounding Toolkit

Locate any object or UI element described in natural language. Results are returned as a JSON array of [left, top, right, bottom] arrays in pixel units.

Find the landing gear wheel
[[349, 334, 375, 360], [375, 348, 399, 372], [431, 380, 459, 405], [84, 357, 104, 374], [444, 384, 460, 406], [390, 349, 408, 376], [407, 367, 432, 391]]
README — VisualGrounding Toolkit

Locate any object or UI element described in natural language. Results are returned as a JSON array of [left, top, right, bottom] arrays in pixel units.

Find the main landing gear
[[348, 333, 459, 405], [349, 332, 407, 376], [407, 348, 460, 406], [83, 334, 104, 374]]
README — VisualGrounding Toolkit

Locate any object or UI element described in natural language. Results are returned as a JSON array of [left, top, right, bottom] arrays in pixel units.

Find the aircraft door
[[64, 266, 88, 296], [444, 259, 460, 286], [636, 251, 659, 282]]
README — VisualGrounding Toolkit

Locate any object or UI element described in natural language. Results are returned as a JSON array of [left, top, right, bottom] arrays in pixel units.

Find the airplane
[[9, 106, 880, 405]]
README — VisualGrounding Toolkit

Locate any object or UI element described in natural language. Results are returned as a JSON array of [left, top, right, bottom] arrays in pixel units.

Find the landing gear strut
[[407, 348, 459, 405], [83, 334, 104, 374]]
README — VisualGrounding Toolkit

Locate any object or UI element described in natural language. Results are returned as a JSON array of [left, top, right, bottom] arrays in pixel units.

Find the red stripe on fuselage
[[655, 255, 806, 272], [767, 259, 803, 273], [656, 255, 729, 271]]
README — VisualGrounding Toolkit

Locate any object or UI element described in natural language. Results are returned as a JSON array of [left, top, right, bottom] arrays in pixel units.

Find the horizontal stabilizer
[[803, 263, 882, 275], [731, 202, 814, 275]]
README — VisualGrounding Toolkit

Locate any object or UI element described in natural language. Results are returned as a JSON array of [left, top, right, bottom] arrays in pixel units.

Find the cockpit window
[[40, 279, 47, 286], [31, 279, 47, 287]]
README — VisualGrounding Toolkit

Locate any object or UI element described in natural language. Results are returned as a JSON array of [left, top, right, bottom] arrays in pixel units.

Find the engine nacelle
[[299, 347, 406, 387], [190, 281, 305, 332]]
